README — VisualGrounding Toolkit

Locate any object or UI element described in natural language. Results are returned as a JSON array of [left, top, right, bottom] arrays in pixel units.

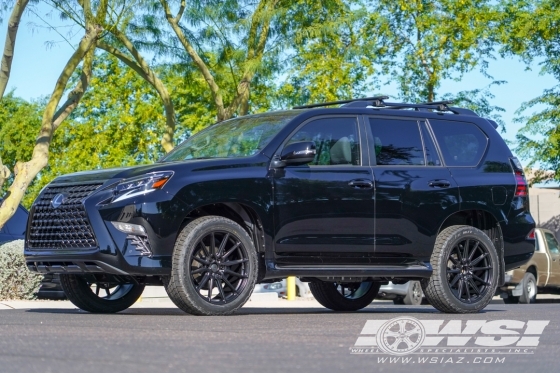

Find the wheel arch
[[438, 209, 505, 286], [179, 202, 266, 253]]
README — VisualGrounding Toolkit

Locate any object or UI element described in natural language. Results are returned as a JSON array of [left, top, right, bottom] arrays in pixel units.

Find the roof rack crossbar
[[293, 96, 389, 109]]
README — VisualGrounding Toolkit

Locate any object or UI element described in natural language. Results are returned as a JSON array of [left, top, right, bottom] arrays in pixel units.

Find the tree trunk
[[0, 23, 102, 230], [0, 0, 30, 98], [0, 156, 11, 191]]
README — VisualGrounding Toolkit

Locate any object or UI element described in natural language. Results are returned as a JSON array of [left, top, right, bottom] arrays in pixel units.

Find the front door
[[366, 117, 461, 263], [273, 116, 375, 264]]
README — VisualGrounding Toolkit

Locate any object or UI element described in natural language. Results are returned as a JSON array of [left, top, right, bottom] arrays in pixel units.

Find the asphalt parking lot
[[1, 297, 559, 373]]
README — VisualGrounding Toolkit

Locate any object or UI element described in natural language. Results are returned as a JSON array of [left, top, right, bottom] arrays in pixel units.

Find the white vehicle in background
[[378, 280, 424, 305], [254, 278, 312, 298]]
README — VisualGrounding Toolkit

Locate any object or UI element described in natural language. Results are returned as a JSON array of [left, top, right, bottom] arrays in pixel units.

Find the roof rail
[[293, 96, 389, 109], [293, 96, 480, 117]]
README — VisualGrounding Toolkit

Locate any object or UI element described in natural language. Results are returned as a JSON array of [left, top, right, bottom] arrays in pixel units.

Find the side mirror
[[279, 141, 316, 166]]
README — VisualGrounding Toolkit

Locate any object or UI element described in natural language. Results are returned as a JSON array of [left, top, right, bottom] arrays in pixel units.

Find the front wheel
[[309, 281, 381, 311], [422, 225, 499, 313], [166, 216, 258, 315], [60, 274, 144, 313]]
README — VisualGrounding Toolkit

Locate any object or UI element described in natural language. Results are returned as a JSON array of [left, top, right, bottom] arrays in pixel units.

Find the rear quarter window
[[429, 120, 488, 167]]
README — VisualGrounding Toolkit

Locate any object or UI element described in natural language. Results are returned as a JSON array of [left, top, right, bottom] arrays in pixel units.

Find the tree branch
[[0, 0, 30, 98]]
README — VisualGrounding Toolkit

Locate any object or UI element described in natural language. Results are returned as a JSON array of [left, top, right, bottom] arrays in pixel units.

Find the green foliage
[[0, 240, 42, 300], [500, 0, 560, 180], [0, 93, 44, 203], [368, 0, 500, 102]]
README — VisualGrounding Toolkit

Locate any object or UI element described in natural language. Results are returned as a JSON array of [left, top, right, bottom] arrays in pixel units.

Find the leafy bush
[[0, 240, 42, 300]]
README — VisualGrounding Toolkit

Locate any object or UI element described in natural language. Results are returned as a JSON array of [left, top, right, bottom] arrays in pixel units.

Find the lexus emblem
[[51, 193, 67, 208]]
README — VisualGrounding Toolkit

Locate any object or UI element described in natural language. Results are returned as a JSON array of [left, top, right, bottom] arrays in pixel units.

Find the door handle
[[348, 179, 373, 189], [428, 179, 451, 188]]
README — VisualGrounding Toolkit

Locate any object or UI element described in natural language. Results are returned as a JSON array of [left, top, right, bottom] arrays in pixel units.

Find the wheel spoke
[[95, 284, 100, 296], [207, 277, 214, 301], [472, 273, 489, 285], [463, 239, 470, 262], [191, 267, 208, 275], [217, 233, 230, 257], [457, 278, 464, 299], [216, 281, 227, 302], [472, 266, 492, 271], [448, 255, 459, 265], [468, 241, 480, 260], [465, 279, 472, 301], [456, 245, 464, 261], [223, 277, 237, 292], [199, 242, 209, 258], [447, 268, 461, 274], [224, 269, 248, 278], [467, 277, 481, 295], [471, 252, 488, 266], [197, 272, 211, 290], [192, 256, 210, 266], [222, 241, 241, 259], [398, 320, 407, 333], [210, 232, 216, 256], [222, 258, 249, 266], [449, 274, 461, 288]]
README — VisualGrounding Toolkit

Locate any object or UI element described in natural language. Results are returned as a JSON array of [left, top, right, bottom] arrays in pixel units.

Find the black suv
[[24, 97, 535, 315]]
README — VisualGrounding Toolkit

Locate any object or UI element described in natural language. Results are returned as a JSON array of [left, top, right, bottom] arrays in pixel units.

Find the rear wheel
[[519, 272, 537, 304], [422, 225, 499, 313], [60, 274, 144, 313], [309, 281, 381, 311], [403, 281, 423, 306]]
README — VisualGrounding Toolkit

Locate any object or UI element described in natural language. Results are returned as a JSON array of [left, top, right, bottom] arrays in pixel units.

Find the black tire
[[519, 272, 537, 304], [403, 281, 423, 306], [392, 297, 405, 305], [422, 225, 499, 313], [503, 294, 519, 304], [309, 281, 381, 311], [60, 274, 145, 313], [166, 216, 258, 316]]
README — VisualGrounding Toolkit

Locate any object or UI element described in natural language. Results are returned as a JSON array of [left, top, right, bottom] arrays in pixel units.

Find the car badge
[[51, 193, 67, 208]]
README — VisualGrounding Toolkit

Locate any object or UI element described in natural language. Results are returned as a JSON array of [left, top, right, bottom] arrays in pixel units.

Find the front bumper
[[24, 180, 183, 276]]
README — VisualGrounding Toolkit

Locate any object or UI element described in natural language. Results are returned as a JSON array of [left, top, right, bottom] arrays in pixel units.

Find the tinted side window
[[369, 118, 425, 166], [429, 120, 488, 167], [287, 117, 360, 166], [545, 232, 560, 254]]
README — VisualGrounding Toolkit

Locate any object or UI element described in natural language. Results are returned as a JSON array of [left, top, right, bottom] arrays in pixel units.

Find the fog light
[[111, 222, 147, 236]]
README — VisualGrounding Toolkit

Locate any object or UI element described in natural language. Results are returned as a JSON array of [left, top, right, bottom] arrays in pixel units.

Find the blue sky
[[1, 4, 554, 163]]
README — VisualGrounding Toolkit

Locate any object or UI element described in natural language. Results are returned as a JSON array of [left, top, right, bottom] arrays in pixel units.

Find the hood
[[51, 163, 176, 184]]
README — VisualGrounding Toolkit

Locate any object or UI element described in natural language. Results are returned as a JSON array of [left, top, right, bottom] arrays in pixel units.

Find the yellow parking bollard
[[286, 276, 296, 300]]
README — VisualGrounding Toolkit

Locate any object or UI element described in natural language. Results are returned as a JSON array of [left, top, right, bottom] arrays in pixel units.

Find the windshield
[[161, 112, 297, 162]]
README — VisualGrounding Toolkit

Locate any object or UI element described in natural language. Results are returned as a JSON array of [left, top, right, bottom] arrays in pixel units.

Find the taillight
[[511, 157, 528, 197], [515, 170, 528, 197], [526, 229, 535, 240]]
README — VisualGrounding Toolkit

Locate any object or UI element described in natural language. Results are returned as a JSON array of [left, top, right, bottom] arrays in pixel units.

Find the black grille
[[28, 183, 103, 249]]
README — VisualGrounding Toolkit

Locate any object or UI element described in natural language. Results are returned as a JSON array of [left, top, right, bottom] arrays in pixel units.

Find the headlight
[[113, 171, 174, 203]]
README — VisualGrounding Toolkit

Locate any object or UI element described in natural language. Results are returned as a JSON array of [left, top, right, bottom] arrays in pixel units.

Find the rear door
[[366, 116, 460, 262]]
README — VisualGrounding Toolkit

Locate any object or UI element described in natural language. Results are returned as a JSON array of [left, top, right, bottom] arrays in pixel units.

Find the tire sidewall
[[433, 226, 499, 312], [520, 273, 537, 304], [172, 217, 257, 314]]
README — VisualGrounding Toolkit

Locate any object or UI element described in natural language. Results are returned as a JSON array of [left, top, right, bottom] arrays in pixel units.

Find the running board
[[264, 263, 432, 280]]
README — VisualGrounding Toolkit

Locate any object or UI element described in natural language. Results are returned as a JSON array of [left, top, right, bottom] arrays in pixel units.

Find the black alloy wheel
[[310, 280, 381, 311], [423, 225, 499, 313], [446, 237, 493, 304], [189, 230, 250, 304], [60, 274, 145, 313], [166, 216, 258, 316]]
